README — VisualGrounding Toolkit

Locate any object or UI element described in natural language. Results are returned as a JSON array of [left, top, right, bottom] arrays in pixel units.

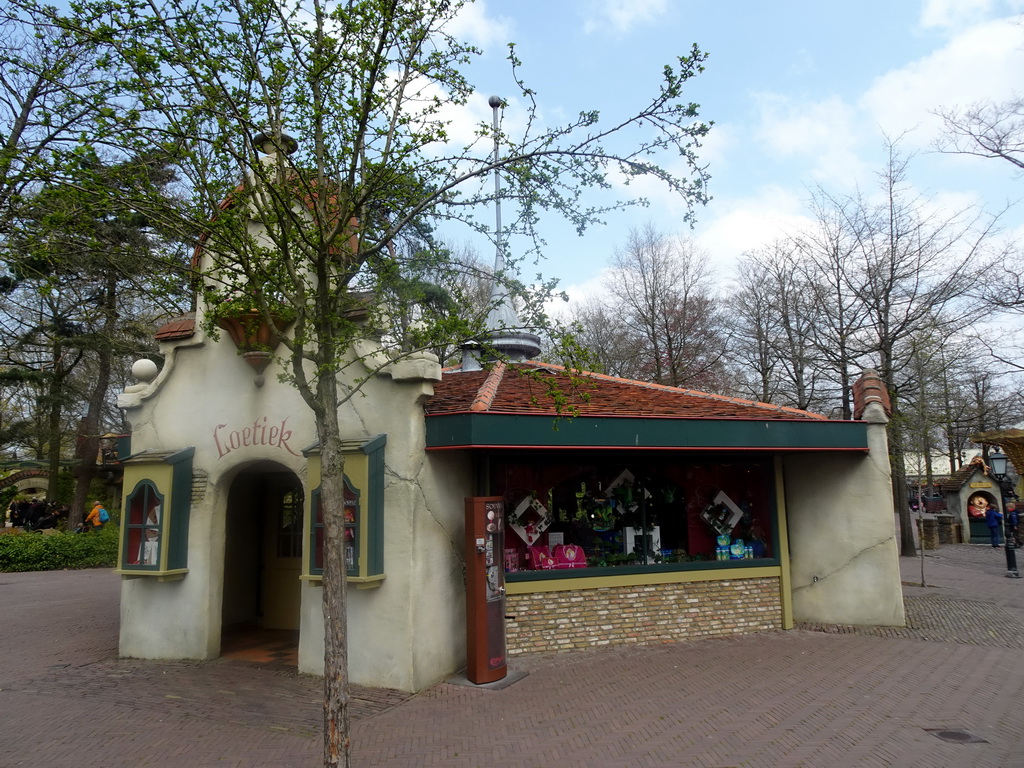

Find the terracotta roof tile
[[427, 363, 829, 422], [154, 313, 196, 341], [853, 369, 892, 419], [939, 456, 990, 492]]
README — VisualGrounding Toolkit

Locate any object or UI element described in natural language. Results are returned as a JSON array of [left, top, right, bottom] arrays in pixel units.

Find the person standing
[[24, 499, 45, 530], [986, 501, 1004, 548], [1006, 501, 1020, 548]]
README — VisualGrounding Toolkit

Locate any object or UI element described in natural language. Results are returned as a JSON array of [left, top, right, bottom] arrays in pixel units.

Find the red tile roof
[[426, 361, 829, 422], [154, 313, 196, 342], [939, 457, 990, 492]]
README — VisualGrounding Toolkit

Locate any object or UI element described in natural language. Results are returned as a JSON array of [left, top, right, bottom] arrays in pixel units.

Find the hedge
[[0, 525, 119, 572]]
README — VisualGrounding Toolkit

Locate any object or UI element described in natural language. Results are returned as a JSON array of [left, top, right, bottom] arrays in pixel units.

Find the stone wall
[[505, 577, 782, 655], [935, 515, 963, 545], [916, 517, 939, 550]]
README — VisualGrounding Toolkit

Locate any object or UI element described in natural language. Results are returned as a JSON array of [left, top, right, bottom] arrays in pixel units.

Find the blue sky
[[442, 0, 1024, 305]]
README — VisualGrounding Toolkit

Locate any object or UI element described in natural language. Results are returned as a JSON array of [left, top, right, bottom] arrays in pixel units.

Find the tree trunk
[[45, 340, 64, 504], [317, 371, 351, 768], [72, 277, 116, 520], [887, 411, 918, 557]]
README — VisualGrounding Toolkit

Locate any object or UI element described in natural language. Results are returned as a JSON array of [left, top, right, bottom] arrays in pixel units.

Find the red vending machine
[[464, 496, 508, 684]]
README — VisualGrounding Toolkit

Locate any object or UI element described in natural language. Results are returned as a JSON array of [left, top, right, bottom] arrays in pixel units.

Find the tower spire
[[462, 96, 541, 371]]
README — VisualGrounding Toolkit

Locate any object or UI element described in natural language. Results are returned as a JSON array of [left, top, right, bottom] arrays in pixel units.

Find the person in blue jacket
[[985, 501, 1004, 548], [1005, 500, 1020, 548]]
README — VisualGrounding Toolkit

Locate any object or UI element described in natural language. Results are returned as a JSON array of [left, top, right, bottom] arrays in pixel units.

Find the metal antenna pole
[[489, 95, 504, 276]]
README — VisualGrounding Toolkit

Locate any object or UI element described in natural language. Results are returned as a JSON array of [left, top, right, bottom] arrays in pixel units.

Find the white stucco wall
[[296, 377, 472, 691], [119, 331, 313, 661], [118, 313, 470, 691], [782, 404, 905, 627]]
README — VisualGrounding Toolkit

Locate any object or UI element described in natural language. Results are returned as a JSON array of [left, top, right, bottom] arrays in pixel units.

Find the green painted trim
[[302, 433, 387, 457], [308, 486, 321, 576], [507, 558, 779, 586], [304, 434, 385, 578], [309, 475, 365, 578], [365, 439, 385, 577], [426, 414, 868, 450], [168, 451, 193, 571], [506, 566, 781, 594], [346, 476, 361, 577], [358, 434, 387, 456], [774, 457, 794, 629]]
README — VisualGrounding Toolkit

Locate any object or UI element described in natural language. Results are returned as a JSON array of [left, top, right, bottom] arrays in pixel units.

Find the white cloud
[[446, 0, 512, 48], [918, 0, 1024, 30], [692, 187, 816, 277], [553, 187, 818, 297], [919, 0, 998, 29], [862, 17, 1024, 146], [753, 94, 869, 186], [392, 76, 533, 159], [550, 268, 616, 314], [583, 0, 669, 34]]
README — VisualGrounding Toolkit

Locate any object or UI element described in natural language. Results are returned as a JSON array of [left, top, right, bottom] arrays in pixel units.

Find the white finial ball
[[488, 95, 503, 108], [131, 359, 159, 383]]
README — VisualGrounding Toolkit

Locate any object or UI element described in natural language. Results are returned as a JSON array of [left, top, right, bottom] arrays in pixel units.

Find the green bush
[[0, 524, 119, 572]]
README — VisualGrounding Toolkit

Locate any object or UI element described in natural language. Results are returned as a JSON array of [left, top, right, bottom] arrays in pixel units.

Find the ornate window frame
[[116, 447, 194, 579], [303, 434, 386, 588]]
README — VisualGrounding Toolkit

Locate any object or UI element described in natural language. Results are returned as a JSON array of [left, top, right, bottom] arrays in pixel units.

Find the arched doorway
[[221, 463, 303, 663]]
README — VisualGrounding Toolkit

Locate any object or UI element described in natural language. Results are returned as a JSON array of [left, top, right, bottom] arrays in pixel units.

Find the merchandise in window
[[124, 482, 164, 567], [493, 456, 775, 574], [310, 477, 360, 576]]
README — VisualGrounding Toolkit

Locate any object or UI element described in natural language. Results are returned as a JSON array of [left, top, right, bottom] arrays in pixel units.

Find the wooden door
[[261, 481, 303, 630]]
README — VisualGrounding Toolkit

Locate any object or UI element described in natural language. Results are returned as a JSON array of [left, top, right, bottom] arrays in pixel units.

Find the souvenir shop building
[[113, 141, 904, 693], [116, 310, 904, 693]]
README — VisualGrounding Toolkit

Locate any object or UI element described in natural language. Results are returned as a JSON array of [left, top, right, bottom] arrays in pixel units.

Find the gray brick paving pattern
[[2, 542, 1024, 767]]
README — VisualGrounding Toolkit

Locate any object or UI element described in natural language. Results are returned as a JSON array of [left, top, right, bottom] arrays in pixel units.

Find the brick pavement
[[2, 544, 1024, 767]]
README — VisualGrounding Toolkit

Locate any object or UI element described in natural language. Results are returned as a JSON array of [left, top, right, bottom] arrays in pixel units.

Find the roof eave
[[424, 412, 869, 452]]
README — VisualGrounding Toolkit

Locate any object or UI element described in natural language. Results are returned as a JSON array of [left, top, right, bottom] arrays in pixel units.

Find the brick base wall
[[505, 576, 782, 655]]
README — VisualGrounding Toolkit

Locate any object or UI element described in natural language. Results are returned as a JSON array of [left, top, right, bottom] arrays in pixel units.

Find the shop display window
[[303, 434, 386, 586], [117, 447, 194, 577], [492, 455, 776, 577], [309, 477, 360, 577], [123, 482, 164, 568]]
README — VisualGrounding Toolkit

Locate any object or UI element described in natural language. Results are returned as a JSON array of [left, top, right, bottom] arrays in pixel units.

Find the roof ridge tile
[[470, 361, 506, 412]]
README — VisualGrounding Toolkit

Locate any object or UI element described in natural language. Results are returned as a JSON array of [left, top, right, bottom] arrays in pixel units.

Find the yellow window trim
[[505, 565, 781, 595], [300, 573, 386, 589]]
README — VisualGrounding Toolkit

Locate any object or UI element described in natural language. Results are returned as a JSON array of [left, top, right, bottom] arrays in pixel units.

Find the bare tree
[[820, 139, 1001, 555], [937, 98, 1024, 318], [608, 223, 728, 390], [725, 256, 781, 404], [796, 194, 873, 419], [730, 241, 826, 412], [936, 98, 1024, 173], [565, 294, 645, 380]]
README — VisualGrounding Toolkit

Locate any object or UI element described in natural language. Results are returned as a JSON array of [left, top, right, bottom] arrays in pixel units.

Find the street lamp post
[[989, 450, 1019, 579]]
